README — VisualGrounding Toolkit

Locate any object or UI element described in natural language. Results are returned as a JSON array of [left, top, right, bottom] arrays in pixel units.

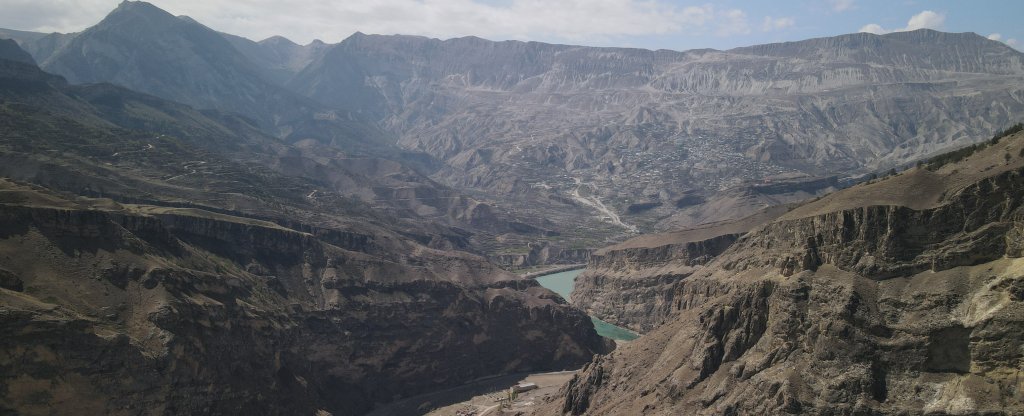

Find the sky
[[0, 0, 1021, 51]]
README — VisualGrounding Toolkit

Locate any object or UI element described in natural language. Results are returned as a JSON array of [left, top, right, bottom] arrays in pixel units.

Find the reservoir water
[[536, 269, 639, 341]]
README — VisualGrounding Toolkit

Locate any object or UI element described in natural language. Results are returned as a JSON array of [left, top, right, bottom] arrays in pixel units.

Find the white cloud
[[716, 9, 751, 36], [761, 16, 795, 32], [987, 33, 1020, 50], [859, 23, 887, 35], [859, 10, 944, 35], [830, 0, 855, 12], [0, 0, 769, 46], [904, 10, 945, 31]]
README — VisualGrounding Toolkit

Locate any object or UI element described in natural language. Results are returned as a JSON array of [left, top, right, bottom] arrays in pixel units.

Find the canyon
[[1, 2, 1023, 415], [0, 39, 610, 415], [543, 129, 1024, 415]]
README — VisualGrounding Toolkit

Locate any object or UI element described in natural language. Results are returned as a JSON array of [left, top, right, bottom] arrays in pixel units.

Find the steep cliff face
[[559, 261, 1024, 415], [573, 205, 790, 332], [716, 131, 1024, 281], [491, 242, 592, 271], [722, 172, 1024, 279], [0, 182, 611, 416], [546, 132, 1024, 415], [572, 234, 738, 333]]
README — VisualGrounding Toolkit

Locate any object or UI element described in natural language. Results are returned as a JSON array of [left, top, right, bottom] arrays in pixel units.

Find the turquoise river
[[535, 269, 639, 341]]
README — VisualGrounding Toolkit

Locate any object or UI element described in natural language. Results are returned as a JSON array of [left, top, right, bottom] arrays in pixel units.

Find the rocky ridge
[[546, 130, 1024, 415], [0, 181, 610, 415], [0, 44, 611, 415], [11, 6, 1023, 244]]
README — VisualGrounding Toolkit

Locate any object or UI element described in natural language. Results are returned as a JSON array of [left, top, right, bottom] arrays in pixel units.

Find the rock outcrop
[[722, 171, 1024, 279], [572, 233, 739, 333], [491, 242, 592, 271], [545, 132, 1024, 415], [0, 183, 611, 416], [572, 205, 790, 332]]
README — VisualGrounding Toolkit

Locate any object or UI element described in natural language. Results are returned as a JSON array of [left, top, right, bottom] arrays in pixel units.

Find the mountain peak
[[99, 1, 182, 31], [258, 35, 298, 47], [345, 31, 368, 42], [112, 1, 170, 17], [40, 0, 306, 122]]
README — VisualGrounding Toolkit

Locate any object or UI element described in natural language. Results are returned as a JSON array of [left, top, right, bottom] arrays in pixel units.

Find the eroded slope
[[546, 132, 1024, 415], [0, 44, 611, 415]]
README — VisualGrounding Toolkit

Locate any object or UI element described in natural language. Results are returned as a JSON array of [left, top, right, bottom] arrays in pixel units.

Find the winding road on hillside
[[569, 177, 638, 233]]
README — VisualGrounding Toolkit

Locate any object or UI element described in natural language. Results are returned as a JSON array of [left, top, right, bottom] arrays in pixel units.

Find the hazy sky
[[1, 0, 1021, 51]]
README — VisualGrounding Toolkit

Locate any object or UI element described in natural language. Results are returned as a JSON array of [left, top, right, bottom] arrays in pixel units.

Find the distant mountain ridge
[[221, 32, 329, 84], [37, 1, 319, 129], [730, 29, 1024, 73], [3, 1, 1024, 244], [287, 28, 1024, 235], [10, 1, 401, 163]]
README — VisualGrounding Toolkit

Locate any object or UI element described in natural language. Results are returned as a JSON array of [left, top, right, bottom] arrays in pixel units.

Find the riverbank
[[534, 269, 639, 341]]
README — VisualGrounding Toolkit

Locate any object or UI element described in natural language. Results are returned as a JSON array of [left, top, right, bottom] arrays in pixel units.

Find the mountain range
[[1, 1, 1023, 414], [0, 26, 608, 416], [7, 1, 1023, 254], [286, 27, 1024, 235]]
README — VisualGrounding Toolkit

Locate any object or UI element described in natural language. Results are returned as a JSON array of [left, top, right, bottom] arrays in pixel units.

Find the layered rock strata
[[492, 242, 592, 271], [0, 184, 611, 416], [548, 133, 1024, 415], [573, 205, 790, 332]]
